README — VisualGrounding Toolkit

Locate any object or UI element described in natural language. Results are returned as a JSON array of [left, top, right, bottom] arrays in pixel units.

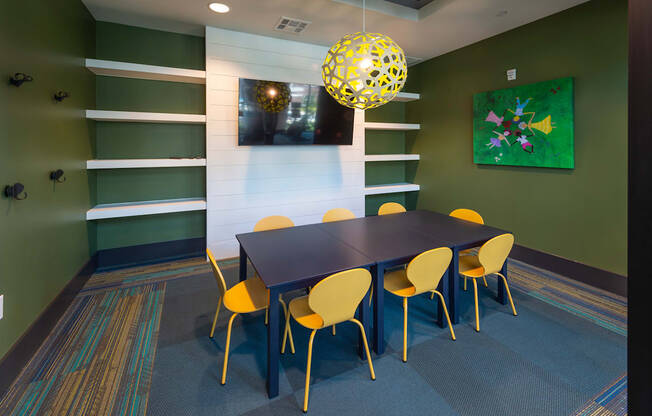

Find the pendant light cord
[[362, 0, 366, 32]]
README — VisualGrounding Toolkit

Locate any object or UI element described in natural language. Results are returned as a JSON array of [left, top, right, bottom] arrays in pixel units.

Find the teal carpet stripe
[[526, 291, 627, 336]]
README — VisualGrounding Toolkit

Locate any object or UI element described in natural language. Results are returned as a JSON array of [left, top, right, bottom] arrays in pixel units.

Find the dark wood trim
[[96, 237, 206, 271], [0, 255, 97, 399], [510, 244, 626, 297], [628, 0, 652, 413]]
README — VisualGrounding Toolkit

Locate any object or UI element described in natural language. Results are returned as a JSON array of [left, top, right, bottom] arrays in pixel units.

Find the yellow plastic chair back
[[207, 248, 228, 296], [254, 215, 294, 232], [322, 208, 356, 223], [478, 234, 514, 275], [308, 268, 371, 327], [406, 247, 453, 295], [378, 202, 406, 215], [449, 208, 484, 224]]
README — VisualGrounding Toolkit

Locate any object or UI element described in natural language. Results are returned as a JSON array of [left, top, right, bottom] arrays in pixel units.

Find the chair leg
[[349, 318, 376, 380], [432, 291, 456, 341], [221, 313, 238, 385], [332, 325, 336, 336], [402, 297, 408, 362], [265, 308, 268, 325], [280, 298, 295, 354], [209, 296, 222, 338], [464, 277, 467, 291], [472, 279, 480, 332], [496, 273, 518, 316], [482, 275, 488, 288], [303, 329, 318, 413]]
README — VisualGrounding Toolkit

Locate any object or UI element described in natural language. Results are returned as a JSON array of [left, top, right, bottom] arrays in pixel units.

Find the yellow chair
[[282, 268, 375, 413], [254, 215, 295, 232], [449, 208, 484, 225], [384, 247, 456, 362], [378, 202, 406, 215], [322, 208, 356, 223], [459, 233, 518, 332], [206, 249, 295, 385], [449, 208, 488, 291]]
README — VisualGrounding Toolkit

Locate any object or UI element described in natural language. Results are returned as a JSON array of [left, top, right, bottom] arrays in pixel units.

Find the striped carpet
[[572, 373, 627, 416], [0, 255, 627, 415]]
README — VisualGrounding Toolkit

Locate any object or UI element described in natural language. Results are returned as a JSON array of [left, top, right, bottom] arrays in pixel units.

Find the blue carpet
[[146, 264, 626, 416]]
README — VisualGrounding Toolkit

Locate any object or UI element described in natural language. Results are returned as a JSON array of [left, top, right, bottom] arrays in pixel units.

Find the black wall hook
[[9, 73, 33, 87], [54, 91, 70, 102], [50, 169, 66, 183], [4, 183, 27, 200]]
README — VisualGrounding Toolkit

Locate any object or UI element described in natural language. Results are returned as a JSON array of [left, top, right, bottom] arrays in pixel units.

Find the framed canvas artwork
[[473, 77, 574, 169]]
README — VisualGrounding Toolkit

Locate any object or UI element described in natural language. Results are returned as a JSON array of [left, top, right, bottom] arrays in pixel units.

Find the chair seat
[[223, 276, 269, 313], [288, 295, 324, 329], [384, 269, 417, 297], [459, 255, 486, 278]]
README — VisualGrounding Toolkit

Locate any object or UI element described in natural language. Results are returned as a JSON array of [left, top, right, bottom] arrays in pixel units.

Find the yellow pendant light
[[321, 0, 407, 110]]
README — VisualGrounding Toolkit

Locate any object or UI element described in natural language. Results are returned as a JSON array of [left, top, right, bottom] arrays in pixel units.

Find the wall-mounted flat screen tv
[[238, 78, 355, 145]]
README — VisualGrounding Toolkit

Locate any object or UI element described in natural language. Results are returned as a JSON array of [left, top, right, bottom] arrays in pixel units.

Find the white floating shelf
[[85, 59, 206, 84], [86, 110, 206, 124], [364, 183, 420, 195], [364, 122, 421, 131], [86, 158, 206, 169], [365, 154, 420, 162], [87, 198, 207, 220], [393, 92, 420, 102]]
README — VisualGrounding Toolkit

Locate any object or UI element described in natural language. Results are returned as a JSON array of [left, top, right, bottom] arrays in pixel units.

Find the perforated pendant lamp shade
[[322, 31, 407, 110]]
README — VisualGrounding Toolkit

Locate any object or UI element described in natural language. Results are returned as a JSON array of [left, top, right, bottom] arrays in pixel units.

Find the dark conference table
[[236, 210, 510, 398]]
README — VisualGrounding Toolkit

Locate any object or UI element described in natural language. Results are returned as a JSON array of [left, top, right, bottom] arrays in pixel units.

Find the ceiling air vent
[[275, 16, 311, 34]]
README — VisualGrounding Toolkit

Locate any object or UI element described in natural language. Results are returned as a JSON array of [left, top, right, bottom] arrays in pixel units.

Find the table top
[[236, 210, 510, 289], [318, 214, 452, 263], [399, 210, 509, 251], [236, 225, 374, 290]]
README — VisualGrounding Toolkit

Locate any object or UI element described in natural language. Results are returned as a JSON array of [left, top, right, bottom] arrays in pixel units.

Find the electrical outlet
[[0, 295, 3, 320], [507, 68, 517, 81]]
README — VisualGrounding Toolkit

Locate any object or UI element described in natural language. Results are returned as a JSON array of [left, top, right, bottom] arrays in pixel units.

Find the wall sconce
[[4, 183, 28, 200], [9, 73, 33, 87], [54, 91, 70, 102], [50, 169, 66, 183]]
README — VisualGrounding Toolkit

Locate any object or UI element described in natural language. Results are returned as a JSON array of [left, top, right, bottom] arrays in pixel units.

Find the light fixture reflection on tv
[[238, 78, 355, 145]]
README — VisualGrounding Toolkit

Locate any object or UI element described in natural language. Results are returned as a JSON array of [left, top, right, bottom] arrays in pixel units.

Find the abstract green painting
[[473, 77, 574, 169]]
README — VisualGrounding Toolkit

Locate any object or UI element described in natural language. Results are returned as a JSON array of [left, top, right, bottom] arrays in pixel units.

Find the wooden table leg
[[239, 244, 247, 282], [448, 248, 460, 324], [372, 264, 385, 354], [267, 287, 280, 398], [497, 259, 508, 305]]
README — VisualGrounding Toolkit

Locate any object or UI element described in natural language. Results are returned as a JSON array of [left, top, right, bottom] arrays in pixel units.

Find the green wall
[[91, 22, 206, 251], [0, 0, 95, 359], [365, 101, 418, 215], [407, 0, 627, 275]]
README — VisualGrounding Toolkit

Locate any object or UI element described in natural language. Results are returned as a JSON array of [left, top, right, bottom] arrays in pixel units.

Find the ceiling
[[82, 0, 589, 62]]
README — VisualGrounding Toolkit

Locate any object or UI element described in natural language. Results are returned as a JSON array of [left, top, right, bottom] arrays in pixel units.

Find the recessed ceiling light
[[209, 3, 230, 13]]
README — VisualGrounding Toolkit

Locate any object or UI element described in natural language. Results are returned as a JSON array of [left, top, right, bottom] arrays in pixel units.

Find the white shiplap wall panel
[[206, 27, 365, 259], [207, 186, 362, 212]]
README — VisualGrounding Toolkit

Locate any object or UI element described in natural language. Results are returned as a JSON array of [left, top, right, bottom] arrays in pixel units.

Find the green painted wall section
[[0, 0, 95, 359], [365, 101, 418, 215], [91, 22, 206, 251], [96, 22, 205, 69], [407, 0, 627, 275]]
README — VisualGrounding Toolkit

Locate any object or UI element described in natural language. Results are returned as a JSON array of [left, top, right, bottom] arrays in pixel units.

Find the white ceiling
[[82, 0, 589, 62]]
